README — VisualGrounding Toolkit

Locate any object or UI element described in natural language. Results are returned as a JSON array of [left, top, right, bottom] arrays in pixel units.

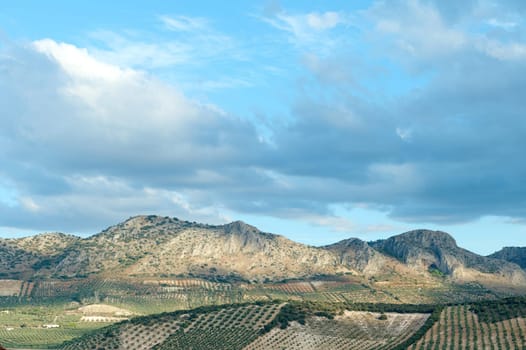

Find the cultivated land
[[3, 298, 524, 350], [2, 215, 526, 348]]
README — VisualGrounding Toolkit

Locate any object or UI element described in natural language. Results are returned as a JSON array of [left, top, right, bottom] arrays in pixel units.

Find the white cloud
[[264, 10, 348, 45], [86, 20, 240, 71], [20, 39, 243, 145], [159, 15, 208, 32], [304, 12, 344, 30], [3, 1, 526, 234], [369, 0, 526, 65], [372, 0, 466, 59], [0, 39, 263, 232], [33, 39, 137, 82], [479, 39, 526, 60]]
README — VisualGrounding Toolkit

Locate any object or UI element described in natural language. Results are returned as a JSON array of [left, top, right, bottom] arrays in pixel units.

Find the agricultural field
[[3, 297, 526, 349], [57, 301, 437, 350], [0, 276, 521, 349]]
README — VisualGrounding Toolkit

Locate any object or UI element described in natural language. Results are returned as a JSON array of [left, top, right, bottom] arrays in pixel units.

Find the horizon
[[1, 0, 526, 256]]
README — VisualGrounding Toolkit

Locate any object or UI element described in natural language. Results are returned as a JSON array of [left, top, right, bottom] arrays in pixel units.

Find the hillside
[[489, 247, 526, 269]]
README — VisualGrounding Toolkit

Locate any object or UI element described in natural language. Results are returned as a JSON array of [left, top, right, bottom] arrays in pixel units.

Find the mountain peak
[[223, 220, 261, 235], [369, 229, 458, 265], [392, 229, 458, 249]]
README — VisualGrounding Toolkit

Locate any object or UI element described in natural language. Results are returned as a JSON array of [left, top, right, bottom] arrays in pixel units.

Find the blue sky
[[1, 0, 526, 254]]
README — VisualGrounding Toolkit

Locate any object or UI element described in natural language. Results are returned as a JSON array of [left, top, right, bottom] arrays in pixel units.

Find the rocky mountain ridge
[[1, 216, 525, 288]]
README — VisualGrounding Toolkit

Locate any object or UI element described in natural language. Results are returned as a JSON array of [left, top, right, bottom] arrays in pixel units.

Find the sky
[[1, 0, 526, 255]]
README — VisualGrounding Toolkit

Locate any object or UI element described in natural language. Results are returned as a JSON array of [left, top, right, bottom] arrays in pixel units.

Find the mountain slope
[[122, 220, 351, 281], [489, 247, 526, 269]]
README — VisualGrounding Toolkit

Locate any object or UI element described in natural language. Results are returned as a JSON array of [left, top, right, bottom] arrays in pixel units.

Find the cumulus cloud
[[0, 40, 266, 231], [260, 0, 526, 224]]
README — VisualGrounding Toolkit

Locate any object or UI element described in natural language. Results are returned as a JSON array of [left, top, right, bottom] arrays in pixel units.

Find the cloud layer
[[1, 0, 526, 234]]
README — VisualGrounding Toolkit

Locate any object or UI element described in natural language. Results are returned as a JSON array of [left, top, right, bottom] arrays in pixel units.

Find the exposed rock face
[[324, 238, 388, 274], [489, 247, 526, 269]]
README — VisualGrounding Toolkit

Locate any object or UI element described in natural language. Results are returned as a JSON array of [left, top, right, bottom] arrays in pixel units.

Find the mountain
[[489, 247, 526, 269], [369, 229, 526, 286], [1, 217, 526, 288]]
